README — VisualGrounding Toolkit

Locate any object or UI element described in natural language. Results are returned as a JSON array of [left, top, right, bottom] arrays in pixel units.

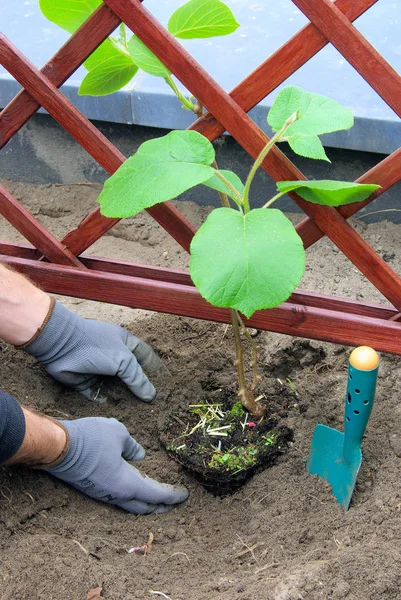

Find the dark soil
[[1, 179, 401, 600]]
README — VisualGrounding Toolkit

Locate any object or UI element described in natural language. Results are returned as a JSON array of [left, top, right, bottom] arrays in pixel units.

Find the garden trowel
[[306, 346, 379, 510]]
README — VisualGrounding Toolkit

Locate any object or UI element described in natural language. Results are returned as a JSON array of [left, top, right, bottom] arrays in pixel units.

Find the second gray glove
[[25, 300, 164, 402], [44, 417, 189, 514]]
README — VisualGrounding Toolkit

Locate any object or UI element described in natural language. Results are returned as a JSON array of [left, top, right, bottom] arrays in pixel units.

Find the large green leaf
[[168, 0, 240, 39], [98, 131, 216, 218], [79, 55, 138, 96], [276, 180, 380, 206], [128, 36, 171, 78], [268, 87, 354, 137], [39, 0, 101, 33], [288, 134, 330, 162], [190, 208, 305, 318], [202, 170, 244, 202], [39, 0, 129, 74], [83, 39, 127, 71]]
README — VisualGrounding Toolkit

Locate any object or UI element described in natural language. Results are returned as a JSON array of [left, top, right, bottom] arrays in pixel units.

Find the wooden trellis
[[1, 0, 401, 353]]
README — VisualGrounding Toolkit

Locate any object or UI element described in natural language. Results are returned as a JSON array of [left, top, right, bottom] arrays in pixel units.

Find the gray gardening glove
[[44, 417, 189, 514], [25, 300, 165, 402]]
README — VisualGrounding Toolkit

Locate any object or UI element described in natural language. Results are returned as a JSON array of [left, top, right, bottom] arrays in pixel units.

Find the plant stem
[[213, 170, 244, 211], [242, 110, 299, 212], [119, 23, 127, 48], [262, 191, 285, 209], [211, 156, 260, 415], [236, 312, 260, 390], [164, 76, 194, 111], [230, 311, 265, 417], [202, 103, 260, 415], [211, 160, 230, 208]]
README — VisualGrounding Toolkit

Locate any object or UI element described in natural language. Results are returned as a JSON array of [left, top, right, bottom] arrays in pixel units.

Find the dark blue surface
[[1, 1, 400, 153]]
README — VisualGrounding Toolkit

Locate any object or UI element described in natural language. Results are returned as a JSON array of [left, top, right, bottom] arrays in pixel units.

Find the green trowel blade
[[306, 424, 362, 511]]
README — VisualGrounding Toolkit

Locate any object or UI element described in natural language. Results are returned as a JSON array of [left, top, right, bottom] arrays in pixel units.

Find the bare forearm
[[0, 263, 51, 345], [4, 407, 67, 467]]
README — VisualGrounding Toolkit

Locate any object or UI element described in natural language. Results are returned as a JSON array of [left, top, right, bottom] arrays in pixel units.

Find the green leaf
[[202, 170, 244, 202], [98, 131, 216, 218], [288, 135, 330, 162], [78, 55, 138, 96], [168, 0, 240, 39], [39, 0, 101, 33], [128, 35, 171, 77], [39, 0, 129, 74], [190, 208, 305, 318], [268, 87, 354, 137], [276, 180, 380, 206], [83, 39, 127, 71]]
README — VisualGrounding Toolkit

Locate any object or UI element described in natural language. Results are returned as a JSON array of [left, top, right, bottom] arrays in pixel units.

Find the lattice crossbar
[[1, 0, 401, 353]]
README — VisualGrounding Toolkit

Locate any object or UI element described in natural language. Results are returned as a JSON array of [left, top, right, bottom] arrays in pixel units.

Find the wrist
[[0, 264, 53, 346], [5, 408, 69, 467]]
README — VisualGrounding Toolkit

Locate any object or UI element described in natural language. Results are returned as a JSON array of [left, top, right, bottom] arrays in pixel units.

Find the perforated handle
[[343, 347, 379, 464]]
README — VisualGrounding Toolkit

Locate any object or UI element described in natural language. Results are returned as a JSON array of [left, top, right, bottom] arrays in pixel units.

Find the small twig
[[166, 551, 190, 563], [355, 208, 401, 219], [146, 532, 154, 554], [308, 493, 324, 505], [220, 323, 230, 343], [23, 491, 35, 504], [128, 532, 154, 555], [242, 489, 257, 502], [256, 492, 272, 505], [148, 591, 172, 600], [46, 409, 71, 418], [72, 539, 89, 555], [236, 535, 260, 565], [172, 415, 187, 428], [54, 182, 99, 187], [0, 486, 12, 504], [254, 562, 281, 574], [235, 541, 265, 558]]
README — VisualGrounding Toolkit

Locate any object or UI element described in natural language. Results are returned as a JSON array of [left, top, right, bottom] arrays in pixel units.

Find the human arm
[[0, 263, 163, 401], [0, 263, 51, 346], [1, 392, 188, 513]]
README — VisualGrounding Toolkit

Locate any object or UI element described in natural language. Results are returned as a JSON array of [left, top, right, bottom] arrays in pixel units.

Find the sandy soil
[[0, 178, 401, 600]]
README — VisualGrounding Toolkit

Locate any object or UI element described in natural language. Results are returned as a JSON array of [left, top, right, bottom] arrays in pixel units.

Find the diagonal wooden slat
[[0, 4, 121, 148], [192, 0, 378, 137], [24, 0, 377, 255], [0, 0, 400, 356], [297, 148, 401, 247], [3, 5, 399, 312], [0, 185, 85, 267], [1, 0, 380, 260], [62, 195, 196, 256], [0, 34, 196, 255], [292, 0, 401, 118], [101, 0, 401, 311]]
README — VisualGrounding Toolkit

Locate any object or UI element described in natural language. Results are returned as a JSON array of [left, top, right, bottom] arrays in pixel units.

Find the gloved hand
[[44, 417, 189, 514], [25, 300, 165, 402]]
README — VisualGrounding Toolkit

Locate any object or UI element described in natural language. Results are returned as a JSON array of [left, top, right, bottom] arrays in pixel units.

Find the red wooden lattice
[[1, 0, 401, 353]]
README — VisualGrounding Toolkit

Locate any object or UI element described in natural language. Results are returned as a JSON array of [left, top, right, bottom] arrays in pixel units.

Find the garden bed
[[0, 178, 401, 600]]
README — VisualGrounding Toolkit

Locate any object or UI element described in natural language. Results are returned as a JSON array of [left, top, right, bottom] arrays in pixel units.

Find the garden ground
[[0, 178, 400, 600]]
